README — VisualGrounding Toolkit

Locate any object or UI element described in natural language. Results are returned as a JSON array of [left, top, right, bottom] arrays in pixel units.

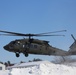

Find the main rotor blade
[[0, 30, 65, 37], [37, 30, 67, 35], [0, 33, 65, 37], [0, 30, 30, 36], [0, 30, 41, 36], [36, 34, 65, 37], [0, 34, 16, 36]]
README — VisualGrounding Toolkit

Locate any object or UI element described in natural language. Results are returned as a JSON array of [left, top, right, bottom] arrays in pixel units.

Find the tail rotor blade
[[71, 34, 76, 41]]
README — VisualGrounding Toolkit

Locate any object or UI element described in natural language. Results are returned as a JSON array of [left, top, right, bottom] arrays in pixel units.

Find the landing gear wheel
[[16, 53, 20, 57], [24, 53, 28, 57]]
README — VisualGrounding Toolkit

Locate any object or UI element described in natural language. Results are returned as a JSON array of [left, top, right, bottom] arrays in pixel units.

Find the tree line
[[0, 58, 42, 67]]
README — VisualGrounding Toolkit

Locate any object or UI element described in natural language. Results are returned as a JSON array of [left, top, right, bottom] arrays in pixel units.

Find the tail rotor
[[71, 34, 76, 42]]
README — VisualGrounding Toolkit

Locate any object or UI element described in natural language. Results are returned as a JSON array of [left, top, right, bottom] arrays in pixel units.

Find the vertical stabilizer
[[69, 34, 76, 54]]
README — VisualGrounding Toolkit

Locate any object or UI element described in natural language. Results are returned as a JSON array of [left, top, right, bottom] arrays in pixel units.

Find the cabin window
[[34, 45, 37, 48], [30, 44, 33, 48], [29, 44, 37, 49]]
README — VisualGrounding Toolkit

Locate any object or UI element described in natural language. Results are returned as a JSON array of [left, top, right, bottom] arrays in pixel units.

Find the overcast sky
[[0, 0, 76, 63]]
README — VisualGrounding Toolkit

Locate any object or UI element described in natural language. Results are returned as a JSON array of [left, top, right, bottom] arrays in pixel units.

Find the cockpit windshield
[[9, 41, 16, 44]]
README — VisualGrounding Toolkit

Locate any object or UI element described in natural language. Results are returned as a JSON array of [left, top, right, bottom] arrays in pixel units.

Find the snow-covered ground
[[0, 70, 9, 75], [1, 60, 76, 75]]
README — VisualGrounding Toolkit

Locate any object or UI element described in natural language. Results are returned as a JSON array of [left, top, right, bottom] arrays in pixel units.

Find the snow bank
[[9, 61, 76, 75], [0, 70, 9, 75], [1, 61, 76, 75]]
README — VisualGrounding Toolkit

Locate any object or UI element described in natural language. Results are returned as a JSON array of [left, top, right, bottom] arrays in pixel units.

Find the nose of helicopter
[[3, 45, 9, 50]]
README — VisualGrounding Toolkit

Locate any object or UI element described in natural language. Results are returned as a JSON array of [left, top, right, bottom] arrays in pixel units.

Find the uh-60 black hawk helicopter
[[0, 30, 76, 57]]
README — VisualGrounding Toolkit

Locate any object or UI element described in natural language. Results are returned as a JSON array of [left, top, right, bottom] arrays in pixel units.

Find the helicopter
[[0, 30, 76, 57]]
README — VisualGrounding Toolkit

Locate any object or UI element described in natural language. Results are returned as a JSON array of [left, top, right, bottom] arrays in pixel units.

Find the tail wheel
[[16, 53, 20, 57]]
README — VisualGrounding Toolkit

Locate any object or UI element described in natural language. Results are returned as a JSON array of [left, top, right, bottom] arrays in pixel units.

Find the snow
[[10, 61, 48, 68], [1, 61, 76, 75], [0, 70, 9, 75]]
